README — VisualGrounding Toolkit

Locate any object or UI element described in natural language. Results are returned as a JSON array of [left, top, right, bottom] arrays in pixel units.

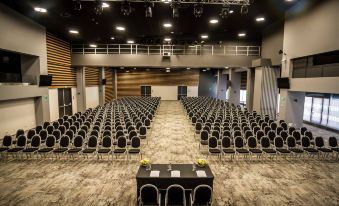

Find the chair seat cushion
[[68, 148, 82, 153], [83, 148, 96, 153], [128, 149, 140, 154], [289, 148, 304, 153], [200, 140, 208, 145], [113, 148, 126, 153], [209, 148, 221, 154], [7, 148, 23, 152], [222, 149, 235, 154], [262, 148, 276, 153], [53, 148, 68, 153], [139, 135, 146, 139], [331, 148, 339, 152], [304, 148, 318, 153], [98, 149, 111, 153], [277, 148, 291, 153], [249, 149, 262, 154], [236, 149, 249, 153], [22, 148, 38, 152], [38, 148, 53, 153], [318, 148, 332, 153], [0, 147, 9, 152]]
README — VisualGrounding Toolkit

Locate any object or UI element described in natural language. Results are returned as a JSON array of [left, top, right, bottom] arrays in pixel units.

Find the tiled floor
[[0, 101, 338, 206]]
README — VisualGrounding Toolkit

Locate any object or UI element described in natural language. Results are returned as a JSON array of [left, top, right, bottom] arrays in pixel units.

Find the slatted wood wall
[[105, 68, 114, 102], [85, 67, 100, 87], [46, 33, 76, 87], [117, 69, 199, 98]]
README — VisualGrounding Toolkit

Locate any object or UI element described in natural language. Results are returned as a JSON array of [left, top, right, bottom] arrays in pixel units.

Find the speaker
[[39, 75, 52, 86], [102, 79, 106, 85]]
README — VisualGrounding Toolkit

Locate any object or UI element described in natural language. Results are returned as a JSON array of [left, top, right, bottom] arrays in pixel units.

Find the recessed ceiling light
[[162, 0, 172, 4], [102, 2, 110, 8], [164, 38, 171, 42], [163, 23, 172, 28], [170, 31, 174, 34], [202, 69, 206, 72], [166, 67, 170, 70], [229, 10, 234, 14], [238, 33, 246, 37], [127, 40, 134, 44], [201, 34, 208, 39], [116, 26, 125, 31], [166, 70, 170, 72], [126, 70, 130, 73], [133, 67, 137, 70], [256, 17, 265, 22], [225, 66, 229, 69], [69, 30, 79, 34], [187, 67, 191, 70], [209, 19, 219, 24], [34, 7, 47, 13], [89, 44, 97, 48], [110, 37, 115, 40], [285, 0, 294, 2]]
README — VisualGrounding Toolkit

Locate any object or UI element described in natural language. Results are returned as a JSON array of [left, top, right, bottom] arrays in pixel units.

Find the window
[[240, 90, 247, 104]]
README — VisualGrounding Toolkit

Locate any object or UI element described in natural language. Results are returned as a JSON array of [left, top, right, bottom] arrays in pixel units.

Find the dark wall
[[198, 70, 217, 98]]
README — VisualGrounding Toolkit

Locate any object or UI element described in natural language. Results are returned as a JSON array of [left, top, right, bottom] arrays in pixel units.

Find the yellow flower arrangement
[[140, 159, 150, 167], [196, 159, 207, 167]]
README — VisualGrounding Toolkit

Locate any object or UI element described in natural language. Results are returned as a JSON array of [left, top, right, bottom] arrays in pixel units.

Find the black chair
[[22, 135, 41, 157], [267, 130, 276, 142], [233, 130, 242, 139], [138, 184, 161, 206], [207, 136, 221, 160], [288, 127, 296, 135], [90, 130, 99, 138], [328, 137, 339, 159], [194, 123, 202, 138], [211, 130, 220, 140], [261, 136, 277, 157], [247, 136, 262, 157], [128, 136, 142, 160], [53, 135, 70, 158], [234, 137, 249, 158], [97, 136, 112, 160], [301, 136, 318, 157], [7, 135, 27, 158], [165, 184, 186, 206], [35, 125, 43, 134], [65, 130, 75, 141], [286, 136, 304, 158], [274, 136, 291, 156], [256, 130, 265, 141], [46, 125, 54, 135], [315, 136, 332, 158], [280, 131, 289, 142], [26, 129, 36, 143], [276, 126, 284, 135], [270, 122, 278, 131], [199, 130, 209, 150], [139, 126, 147, 140], [43, 122, 50, 129], [52, 121, 60, 130], [144, 118, 151, 129], [58, 125, 66, 135], [82, 136, 98, 158], [221, 136, 235, 159], [38, 135, 56, 157], [68, 136, 84, 158], [113, 136, 127, 159], [0, 135, 13, 157], [300, 127, 307, 135], [292, 131, 302, 144], [78, 129, 87, 140], [280, 122, 288, 130], [190, 185, 213, 206]]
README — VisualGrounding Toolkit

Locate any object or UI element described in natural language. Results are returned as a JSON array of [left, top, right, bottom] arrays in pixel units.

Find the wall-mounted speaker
[[102, 79, 106, 85], [39, 75, 52, 86]]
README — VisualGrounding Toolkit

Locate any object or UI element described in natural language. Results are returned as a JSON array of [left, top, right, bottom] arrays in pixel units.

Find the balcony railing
[[71, 44, 261, 56]]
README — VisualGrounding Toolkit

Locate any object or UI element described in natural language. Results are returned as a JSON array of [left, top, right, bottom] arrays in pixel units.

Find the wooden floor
[[0, 101, 338, 206]]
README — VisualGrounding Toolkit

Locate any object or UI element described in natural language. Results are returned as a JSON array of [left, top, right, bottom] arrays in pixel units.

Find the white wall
[[290, 77, 339, 94], [86, 86, 100, 109], [187, 86, 198, 97], [261, 28, 284, 66], [151, 86, 177, 100], [71, 87, 78, 114], [0, 98, 36, 137], [48, 89, 59, 121], [253, 67, 263, 112]]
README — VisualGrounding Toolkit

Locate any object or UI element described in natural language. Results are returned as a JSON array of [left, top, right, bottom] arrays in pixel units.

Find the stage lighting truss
[[193, 3, 203, 18], [80, 0, 251, 6]]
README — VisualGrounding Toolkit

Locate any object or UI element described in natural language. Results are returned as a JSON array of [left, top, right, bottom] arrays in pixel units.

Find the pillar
[[99, 67, 105, 106], [246, 68, 255, 111], [228, 68, 241, 105], [76, 67, 86, 112]]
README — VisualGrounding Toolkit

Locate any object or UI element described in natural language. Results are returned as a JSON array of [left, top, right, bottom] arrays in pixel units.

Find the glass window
[[240, 90, 247, 104], [328, 95, 339, 130], [321, 98, 329, 126], [311, 98, 322, 124], [303, 97, 312, 122]]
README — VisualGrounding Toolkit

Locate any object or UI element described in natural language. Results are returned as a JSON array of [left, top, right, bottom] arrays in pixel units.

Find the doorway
[[58, 88, 73, 118]]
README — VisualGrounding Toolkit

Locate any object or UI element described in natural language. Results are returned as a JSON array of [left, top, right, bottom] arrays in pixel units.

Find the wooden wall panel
[[117, 69, 199, 98], [85, 67, 100, 87], [105, 68, 114, 103], [46, 33, 76, 87]]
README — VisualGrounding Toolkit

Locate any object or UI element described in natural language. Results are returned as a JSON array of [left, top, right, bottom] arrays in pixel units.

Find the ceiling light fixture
[[69, 30, 79, 34], [102, 2, 110, 8], [127, 40, 134, 44], [193, 4, 203, 18], [187, 67, 191, 70], [116, 26, 125, 31], [161, 0, 172, 4], [201, 34, 208, 39], [256, 17, 265, 22], [238, 33, 246, 37], [209, 19, 218, 24], [163, 23, 172, 28], [89, 44, 97, 48], [164, 38, 171, 42], [202, 69, 206, 72], [229, 10, 234, 14], [110, 37, 115, 40], [34, 7, 47, 13]]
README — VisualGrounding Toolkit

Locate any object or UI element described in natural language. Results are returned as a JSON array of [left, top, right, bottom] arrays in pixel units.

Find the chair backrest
[[267, 131, 276, 141], [129, 130, 138, 140], [192, 184, 212, 205], [280, 131, 289, 141], [300, 127, 307, 135], [16, 135, 27, 147], [208, 136, 218, 149], [27, 129, 36, 140], [2, 135, 12, 147], [73, 136, 84, 148], [39, 130, 48, 140], [46, 125, 54, 134], [292, 131, 301, 141], [281, 122, 288, 130], [247, 136, 257, 149], [286, 136, 296, 148], [59, 125, 66, 135], [301, 136, 311, 148], [59, 135, 70, 148], [16, 129, 25, 138], [91, 130, 99, 137], [234, 136, 244, 148], [117, 136, 127, 148], [102, 136, 112, 148], [165, 184, 186, 206], [260, 136, 270, 148], [131, 136, 141, 148], [233, 130, 242, 138], [43, 122, 50, 129], [276, 126, 284, 135], [139, 184, 160, 205], [139, 126, 147, 135], [270, 122, 277, 131], [78, 130, 86, 139], [211, 130, 219, 139], [288, 126, 296, 135], [274, 136, 284, 148], [45, 135, 56, 147], [31, 135, 41, 148], [36, 125, 43, 134], [103, 130, 111, 138], [145, 119, 151, 126], [195, 122, 202, 131], [328, 137, 338, 148], [221, 136, 232, 149], [88, 136, 98, 148], [115, 130, 124, 139], [315, 136, 325, 148], [304, 131, 313, 140], [256, 130, 265, 141], [200, 130, 209, 141]]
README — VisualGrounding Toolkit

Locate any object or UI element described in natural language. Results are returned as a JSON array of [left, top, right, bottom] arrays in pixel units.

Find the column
[[76, 67, 86, 112], [228, 68, 241, 105], [99, 67, 105, 106], [246, 68, 255, 111]]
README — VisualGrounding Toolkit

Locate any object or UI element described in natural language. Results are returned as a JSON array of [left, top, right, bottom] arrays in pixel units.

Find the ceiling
[[1, 0, 322, 45]]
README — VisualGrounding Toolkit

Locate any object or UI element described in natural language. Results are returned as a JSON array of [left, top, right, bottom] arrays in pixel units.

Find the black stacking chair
[[38, 135, 56, 158], [78, 129, 87, 140], [90, 130, 99, 138], [92, 125, 100, 132], [63, 121, 70, 130], [39, 129, 48, 143], [293, 130, 302, 144], [0, 135, 13, 157], [234, 137, 249, 158], [139, 126, 147, 140], [26, 129, 36, 143], [68, 136, 84, 158], [58, 125, 66, 135], [46, 125, 54, 134], [53, 135, 70, 158], [276, 126, 284, 135], [22, 135, 41, 158], [274, 136, 291, 156], [261, 136, 277, 158], [256, 130, 265, 141], [165, 184, 186, 206], [66, 130, 74, 141], [221, 136, 235, 159], [301, 136, 318, 157], [286, 136, 304, 158], [138, 184, 161, 206], [280, 131, 289, 142], [69, 125, 77, 134], [199, 130, 209, 150], [194, 122, 202, 138], [113, 136, 127, 159], [128, 136, 142, 160], [128, 130, 138, 143], [52, 121, 60, 130], [300, 127, 307, 135], [270, 122, 278, 131], [223, 130, 232, 138], [190, 185, 213, 206], [247, 136, 262, 158], [207, 136, 221, 160], [211, 130, 220, 140], [35, 125, 43, 134], [328, 137, 339, 159], [304, 131, 314, 142], [315, 136, 332, 158], [97, 136, 112, 160], [280, 122, 288, 130], [144, 118, 151, 129], [233, 130, 242, 139], [288, 126, 296, 135], [7, 135, 26, 158], [43, 122, 50, 129], [267, 130, 276, 142], [253, 126, 261, 137], [82, 136, 98, 158]]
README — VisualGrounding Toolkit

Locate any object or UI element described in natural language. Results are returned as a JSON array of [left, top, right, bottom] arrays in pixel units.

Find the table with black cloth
[[136, 164, 214, 200]]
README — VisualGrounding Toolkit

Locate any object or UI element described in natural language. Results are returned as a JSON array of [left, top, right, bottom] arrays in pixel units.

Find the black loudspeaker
[[102, 79, 107, 85], [39, 75, 52, 86]]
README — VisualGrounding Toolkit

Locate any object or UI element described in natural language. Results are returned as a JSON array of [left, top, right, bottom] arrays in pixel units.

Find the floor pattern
[[0, 101, 338, 206]]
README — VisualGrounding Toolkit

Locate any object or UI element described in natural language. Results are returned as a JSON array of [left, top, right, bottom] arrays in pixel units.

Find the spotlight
[[94, 0, 103, 15], [193, 4, 203, 18], [220, 4, 230, 19], [121, 1, 132, 16], [241, 4, 249, 15], [145, 2, 154, 18], [73, 0, 82, 11]]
